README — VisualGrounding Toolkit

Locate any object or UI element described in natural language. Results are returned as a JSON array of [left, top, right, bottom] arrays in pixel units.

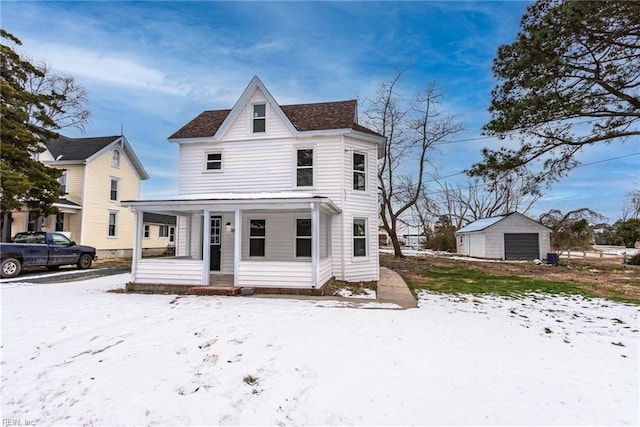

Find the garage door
[[504, 233, 539, 260]]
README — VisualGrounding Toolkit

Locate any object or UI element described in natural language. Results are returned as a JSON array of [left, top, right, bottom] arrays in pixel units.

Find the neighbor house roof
[[47, 135, 121, 161], [169, 100, 382, 139], [143, 212, 177, 226], [45, 135, 149, 180]]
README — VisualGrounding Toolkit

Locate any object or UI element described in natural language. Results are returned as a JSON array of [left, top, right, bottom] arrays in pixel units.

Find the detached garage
[[456, 212, 551, 260]]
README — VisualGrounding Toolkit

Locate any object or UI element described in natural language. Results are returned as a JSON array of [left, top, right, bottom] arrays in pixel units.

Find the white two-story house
[[123, 76, 385, 290]]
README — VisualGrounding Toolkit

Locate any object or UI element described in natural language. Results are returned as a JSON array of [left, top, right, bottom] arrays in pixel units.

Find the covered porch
[[122, 193, 340, 289]]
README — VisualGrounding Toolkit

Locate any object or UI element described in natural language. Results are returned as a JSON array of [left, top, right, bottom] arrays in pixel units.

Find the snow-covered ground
[[1, 274, 638, 426]]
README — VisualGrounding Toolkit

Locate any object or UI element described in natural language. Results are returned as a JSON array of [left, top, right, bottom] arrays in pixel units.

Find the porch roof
[[121, 192, 342, 215]]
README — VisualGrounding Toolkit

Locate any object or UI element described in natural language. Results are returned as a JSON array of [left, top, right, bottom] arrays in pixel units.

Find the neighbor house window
[[249, 219, 266, 257], [253, 104, 266, 133], [110, 178, 119, 201], [143, 225, 150, 238], [353, 152, 366, 191], [205, 151, 222, 171], [159, 225, 169, 238], [296, 148, 313, 187], [27, 211, 41, 232], [58, 171, 67, 194], [353, 218, 367, 257], [296, 218, 312, 257], [112, 150, 121, 168], [108, 211, 118, 237], [169, 226, 175, 242], [55, 213, 65, 232]]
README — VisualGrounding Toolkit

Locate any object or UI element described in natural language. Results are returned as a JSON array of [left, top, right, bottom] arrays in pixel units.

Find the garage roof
[[457, 216, 506, 233]]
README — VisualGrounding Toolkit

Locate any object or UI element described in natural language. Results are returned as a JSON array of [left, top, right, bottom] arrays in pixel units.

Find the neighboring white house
[[456, 212, 551, 260], [122, 76, 386, 289]]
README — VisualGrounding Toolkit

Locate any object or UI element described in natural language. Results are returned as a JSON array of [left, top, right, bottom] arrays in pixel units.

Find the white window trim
[[108, 210, 118, 238], [352, 151, 367, 192], [295, 217, 312, 258], [250, 103, 268, 134], [352, 217, 368, 260], [293, 146, 315, 189], [143, 224, 150, 239], [203, 150, 224, 173], [248, 218, 266, 258], [159, 224, 170, 239], [109, 177, 120, 202]]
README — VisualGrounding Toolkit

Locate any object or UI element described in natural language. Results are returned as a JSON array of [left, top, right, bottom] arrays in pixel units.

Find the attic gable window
[[112, 150, 121, 168], [253, 104, 266, 133]]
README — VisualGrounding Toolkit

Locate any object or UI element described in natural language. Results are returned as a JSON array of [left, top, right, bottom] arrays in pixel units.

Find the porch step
[[188, 286, 241, 296]]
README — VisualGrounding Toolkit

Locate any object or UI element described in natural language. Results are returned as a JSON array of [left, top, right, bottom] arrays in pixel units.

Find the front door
[[210, 216, 222, 271]]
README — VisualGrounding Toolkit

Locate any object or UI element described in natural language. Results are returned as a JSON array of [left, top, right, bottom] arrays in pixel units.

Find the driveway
[[0, 264, 130, 285]]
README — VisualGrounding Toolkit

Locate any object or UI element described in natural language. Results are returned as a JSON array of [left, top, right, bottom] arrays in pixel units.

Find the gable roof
[[168, 76, 384, 140], [45, 135, 149, 180], [47, 135, 120, 161], [456, 212, 549, 234]]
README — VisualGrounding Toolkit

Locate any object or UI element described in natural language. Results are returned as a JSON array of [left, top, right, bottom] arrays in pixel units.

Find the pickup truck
[[0, 232, 97, 278]]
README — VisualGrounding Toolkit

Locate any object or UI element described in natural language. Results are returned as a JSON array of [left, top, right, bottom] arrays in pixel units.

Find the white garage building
[[456, 212, 551, 260]]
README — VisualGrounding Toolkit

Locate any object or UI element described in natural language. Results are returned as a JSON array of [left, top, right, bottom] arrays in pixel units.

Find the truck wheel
[[1, 258, 22, 278], [77, 254, 93, 270]]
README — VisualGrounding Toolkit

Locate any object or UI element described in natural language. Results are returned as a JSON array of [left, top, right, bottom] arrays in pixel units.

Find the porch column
[[234, 209, 241, 287], [131, 208, 143, 276], [311, 203, 320, 288], [202, 208, 211, 286]]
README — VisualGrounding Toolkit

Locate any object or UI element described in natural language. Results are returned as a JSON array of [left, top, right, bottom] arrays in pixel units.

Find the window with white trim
[[159, 225, 169, 238], [353, 218, 367, 257], [296, 148, 313, 187], [110, 178, 119, 201], [253, 104, 266, 133], [58, 171, 67, 194], [143, 225, 150, 238], [249, 219, 266, 257], [296, 218, 311, 257], [353, 152, 366, 191], [112, 150, 121, 168], [205, 151, 222, 171], [108, 211, 118, 237]]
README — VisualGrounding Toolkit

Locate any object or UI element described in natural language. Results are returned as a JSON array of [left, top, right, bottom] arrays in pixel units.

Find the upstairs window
[[112, 150, 121, 168], [253, 104, 266, 133], [205, 151, 223, 171], [296, 148, 313, 187], [249, 219, 266, 257], [353, 152, 366, 191], [58, 171, 67, 194], [110, 178, 119, 201], [353, 218, 367, 257], [296, 218, 312, 257]]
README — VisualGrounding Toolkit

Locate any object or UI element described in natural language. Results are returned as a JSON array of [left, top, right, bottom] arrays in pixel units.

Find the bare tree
[[26, 61, 90, 132], [621, 190, 640, 221], [539, 208, 604, 251], [363, 69, 463, 257]]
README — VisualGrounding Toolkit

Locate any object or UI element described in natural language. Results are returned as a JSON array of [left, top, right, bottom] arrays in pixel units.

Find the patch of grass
[[416, 266, 587, 298]]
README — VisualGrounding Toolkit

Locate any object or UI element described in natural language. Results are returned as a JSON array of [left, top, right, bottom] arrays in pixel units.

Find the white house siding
[[237, 261, 313, 288], [221, 90, 293, 141], [134, 259, 204, 285], [469, 234, 486, 258], [339, 137, 379, 282]]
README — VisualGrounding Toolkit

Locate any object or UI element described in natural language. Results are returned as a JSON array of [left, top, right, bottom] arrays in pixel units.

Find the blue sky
[[4, 1, 638, 223]]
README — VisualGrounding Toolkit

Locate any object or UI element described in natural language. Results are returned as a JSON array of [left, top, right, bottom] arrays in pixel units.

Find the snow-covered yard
[[1, 274, 638, 425]]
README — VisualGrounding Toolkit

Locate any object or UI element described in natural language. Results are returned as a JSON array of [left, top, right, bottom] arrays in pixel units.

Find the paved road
[[0, 265, 130, 285]]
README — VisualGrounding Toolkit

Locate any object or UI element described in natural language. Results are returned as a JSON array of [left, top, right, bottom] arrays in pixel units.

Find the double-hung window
[[296, 148, 313, 187], [295, 218, 312, 257], [108, 211, 118, 237], [353, 152, 366, 191], [143, 225, 150, 238], [58, 171, 67, 194], [353, 218, 367, 257], [205, 152, 222, 171], [253, 104, 266, 133], [249, 219, 266, 257], [110, 178, 119, 201], [159, 225, 169, 238]]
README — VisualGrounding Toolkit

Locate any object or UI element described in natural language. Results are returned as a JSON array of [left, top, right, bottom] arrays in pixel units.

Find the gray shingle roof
[[47, 135, 121, 161], [169, 100, 383, 139]]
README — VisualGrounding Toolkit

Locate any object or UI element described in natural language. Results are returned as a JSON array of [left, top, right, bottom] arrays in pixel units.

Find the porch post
[[202, 208, 211, 286], [311, 203, 319, 288], [131, 208, 143, 276], [234, 208, 241, 287]]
